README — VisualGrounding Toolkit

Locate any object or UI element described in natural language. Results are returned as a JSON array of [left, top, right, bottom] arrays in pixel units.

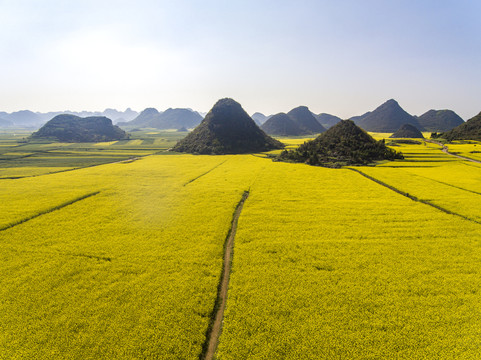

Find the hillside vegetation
[[354, 99, 423, 132], [279, 120, 402, 167], [314, 112, 342, 128], [417, 109, 464, 132], [261, 106, 327, 136], [390, 123, 424, 138], [286, 106, 326, 134], [436, 111, 481, 141], [172, 98, 283, 154], [260, 113, 305, 136]]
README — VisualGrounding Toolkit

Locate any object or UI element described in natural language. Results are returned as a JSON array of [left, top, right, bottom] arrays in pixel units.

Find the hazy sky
[[1, 0, 480, 119]]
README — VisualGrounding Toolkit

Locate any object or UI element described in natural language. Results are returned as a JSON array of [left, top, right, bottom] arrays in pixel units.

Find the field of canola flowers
[[0, 148, 268, 358], [218, 159, 481, 358], [443, 142, 481, 162], [1, 132, 481, 359]]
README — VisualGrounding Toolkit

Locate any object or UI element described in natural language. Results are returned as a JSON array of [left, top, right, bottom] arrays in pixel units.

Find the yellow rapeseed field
[[0, 154, 267, 359], [1, 134, 481, 359], [217, 159, 481, 359], [444, 141, 481, 162]]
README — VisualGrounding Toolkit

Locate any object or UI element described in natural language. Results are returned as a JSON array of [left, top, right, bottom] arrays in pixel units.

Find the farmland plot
[[217, 160, 481, 359], [0, 154, 266, 359], [2, 135, 481, 359]]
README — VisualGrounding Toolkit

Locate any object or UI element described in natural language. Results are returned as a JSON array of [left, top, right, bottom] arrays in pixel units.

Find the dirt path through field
[[426, 139, 481, 164], [201, 190, 249, 360]]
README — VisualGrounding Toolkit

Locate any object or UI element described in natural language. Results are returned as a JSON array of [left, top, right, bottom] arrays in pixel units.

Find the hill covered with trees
[[353, 99, 424, 132], [30, 115, 128, 142], [172, 98, 283, 154], [287, 106, 326, 134], [417, 109, 464, 132], [313, 113, 342, 129], [261, 113, 305, 136], [436, 112, 481, 141], [390, 123, 424, 138], [279, 120, 402, 167], [261, 106, 327, 136]]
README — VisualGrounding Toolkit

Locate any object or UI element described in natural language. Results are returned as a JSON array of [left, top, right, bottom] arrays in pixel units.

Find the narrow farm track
[[200, 190, 249, 360], [426, 139, 481, 164], [348, 168, 481, 225], [0, 191, 101, 232]]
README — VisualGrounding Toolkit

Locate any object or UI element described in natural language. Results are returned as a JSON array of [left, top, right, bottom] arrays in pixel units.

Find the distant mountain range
[[118, 108, 203, 130], [0, 101, 468, 135], [350, 99, 465, 133], [0, 117, 13, 127], [0, 108, 139, 128]]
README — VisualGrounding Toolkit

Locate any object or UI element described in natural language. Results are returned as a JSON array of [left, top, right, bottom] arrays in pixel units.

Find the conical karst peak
[[171, 98, 283, 154]]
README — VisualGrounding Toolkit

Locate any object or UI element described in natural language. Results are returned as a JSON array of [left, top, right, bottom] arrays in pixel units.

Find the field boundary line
[[348, 168, 481, 225], [184, 160, 228, 186], [0, 191, 101, 232], [409, 173, 481, 196], [8, 248, 113, 262], [0, 155, 150, 180], [200, 190, 249, 360], [461, 161, 481, 169]]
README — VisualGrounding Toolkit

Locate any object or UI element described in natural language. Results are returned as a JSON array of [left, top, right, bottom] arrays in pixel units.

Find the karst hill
[[417, 109, 464, 132], [171, 98, 284, 154], [119, 108, 160, 128], [30, 114, 128, 142], [119, 107, 203, 130], [261, 113, 305, 136], [438, 112, 481, 141], [279, 119, 402, 167], [286, 106, 326, 134], [314, 113, 342, 129], [390, 124, 424, 138], [261, 106, 327, 136], [353, 99, 423, 132]]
